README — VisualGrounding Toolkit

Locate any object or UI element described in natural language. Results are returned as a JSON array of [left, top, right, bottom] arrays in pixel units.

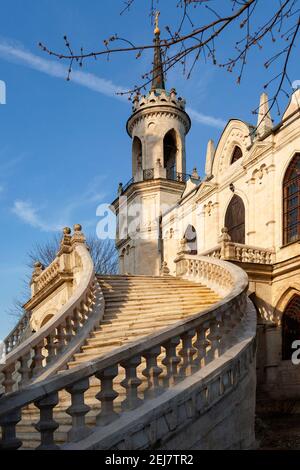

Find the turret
[[126, 13, 191, 183], [112, 13, 192, 276]]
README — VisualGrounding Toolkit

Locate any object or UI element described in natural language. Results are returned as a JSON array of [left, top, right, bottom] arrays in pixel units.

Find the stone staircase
[[15, 274, 220, 449]]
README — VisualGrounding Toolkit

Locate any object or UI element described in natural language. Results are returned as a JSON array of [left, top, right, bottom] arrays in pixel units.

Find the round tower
[[127, 20, 191, 182], [113, 14, 192, 276]]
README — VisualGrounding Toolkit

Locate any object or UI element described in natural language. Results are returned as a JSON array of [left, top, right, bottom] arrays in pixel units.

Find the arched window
[[184, 224, 197, 254], [283, 153, 300, 245], [282, 295, 300, 360], [225, 195, 245, 244], [132, 136, 142, 175], [230, 146, 243, 164], [164, 130, 177, 180]]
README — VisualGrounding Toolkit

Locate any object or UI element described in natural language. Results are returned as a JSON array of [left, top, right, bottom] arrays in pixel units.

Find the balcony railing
[[119, 168, 198, 194]]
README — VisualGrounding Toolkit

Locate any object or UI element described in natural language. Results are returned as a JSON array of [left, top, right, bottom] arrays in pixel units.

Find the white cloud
[[187, 107, 226, 129], [11, 175, 106, 232], [12, 200, 61, 232], [0, 38, 226, 129], [0, 40, 127, 99]]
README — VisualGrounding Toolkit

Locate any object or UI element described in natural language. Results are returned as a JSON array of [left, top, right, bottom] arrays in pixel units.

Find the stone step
[[103, 301, 217, 314]]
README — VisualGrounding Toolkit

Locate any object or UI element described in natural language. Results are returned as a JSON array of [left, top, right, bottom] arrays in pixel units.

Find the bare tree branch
[[39, 1, 300, 127]]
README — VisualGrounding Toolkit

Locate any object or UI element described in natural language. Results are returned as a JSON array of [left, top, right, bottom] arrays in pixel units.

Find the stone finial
[[59, 226, 72, 254], [257, 92, 273, 136], [31, 261, 43, 282], [218, 227, 231, 243], [118, 183, 123, 195], [205, 140, 215, 179], [160, 261, 170, 276], [191, 167, 200, 180], [71, 224, 86, 245], [170, 88, 177, 98]]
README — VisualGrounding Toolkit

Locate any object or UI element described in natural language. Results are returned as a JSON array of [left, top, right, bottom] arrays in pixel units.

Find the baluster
[[3, 364, 16, 393], [32, 340, 45, 376], [66, 378, 91, 442], [142, 346, 163, 399], [225, 301, 241, 344], [81, 301, 89, 322], [45, 332, 56, 365], [34, 392, 59, 450], [72, 308, 82, 334], [0, 409, 22, 450], [95, 365, 119, 425], [193, 322, 210, 369], [179, 329, 196, 377], [207, 317, 222, 362], [55, 324, 65, 354], [120, 356, 142, 410], [19, 352, 32, 387], [64, 316, 73, 344], [162, 336, 181, 386]]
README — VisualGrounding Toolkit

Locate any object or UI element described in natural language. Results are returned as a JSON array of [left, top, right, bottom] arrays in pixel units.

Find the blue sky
[[0, 0, 299, 338]]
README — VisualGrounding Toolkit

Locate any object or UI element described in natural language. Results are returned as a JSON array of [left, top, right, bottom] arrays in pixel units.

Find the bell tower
[[112, 13, 192, 276]]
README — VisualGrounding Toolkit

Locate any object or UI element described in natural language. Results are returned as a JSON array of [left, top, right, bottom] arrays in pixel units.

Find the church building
[[113, 19, 300, 405]]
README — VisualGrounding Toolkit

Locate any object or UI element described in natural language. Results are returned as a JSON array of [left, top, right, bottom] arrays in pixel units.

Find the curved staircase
[[14, 274, 220, 449], [68, 275, 220, 366], [0, 227, 256, 451]]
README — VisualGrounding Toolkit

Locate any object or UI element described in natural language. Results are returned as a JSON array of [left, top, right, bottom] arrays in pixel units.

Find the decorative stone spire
[[151, 11, 165, 91], [257, 92, 273, 136], [205, 139, 215, 179]]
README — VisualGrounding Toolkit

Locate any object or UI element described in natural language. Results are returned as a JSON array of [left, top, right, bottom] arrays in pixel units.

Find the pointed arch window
[[230, 146, 243, 164], [225, 195, 245, 244], [282, 295, 300, 360], [184, 224, 197, 254], [283, 153, 300, 245]]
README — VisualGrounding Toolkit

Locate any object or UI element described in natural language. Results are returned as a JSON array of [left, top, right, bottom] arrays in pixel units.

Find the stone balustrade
[[4, 311, 31, 355], [200, 228, 275, 265], [0, 255, 255, 450], [0, 226, 104, 395]]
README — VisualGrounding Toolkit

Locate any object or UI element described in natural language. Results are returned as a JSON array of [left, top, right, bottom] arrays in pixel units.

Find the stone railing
[[199, 228, 275, 265], [0, 225, 104, 395], [0, 255, 255, 450], [34, 259, 60, 293], [199, 246, 222, 259], [4, 311, 32, 355]]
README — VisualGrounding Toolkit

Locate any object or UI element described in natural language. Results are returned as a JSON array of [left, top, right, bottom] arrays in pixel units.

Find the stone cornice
[[111, 178, 185, 212], [24, 272, 73, 311]]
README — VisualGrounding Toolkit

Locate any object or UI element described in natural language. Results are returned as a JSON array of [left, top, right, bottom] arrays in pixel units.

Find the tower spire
[[151, 11, 165, 91]]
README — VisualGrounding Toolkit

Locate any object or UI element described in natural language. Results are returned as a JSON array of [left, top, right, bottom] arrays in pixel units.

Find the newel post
[[219, 227, 232, 259]]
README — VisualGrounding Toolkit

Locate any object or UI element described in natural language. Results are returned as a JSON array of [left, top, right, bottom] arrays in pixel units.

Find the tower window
[[230, 146, 243, 164], [132, 136, 142, 175], [283, 153, 300, 245], [164, 130, 177, 180]]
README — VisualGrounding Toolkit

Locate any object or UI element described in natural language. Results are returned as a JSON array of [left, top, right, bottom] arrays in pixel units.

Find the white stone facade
[[114, 84, 300, 402]]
